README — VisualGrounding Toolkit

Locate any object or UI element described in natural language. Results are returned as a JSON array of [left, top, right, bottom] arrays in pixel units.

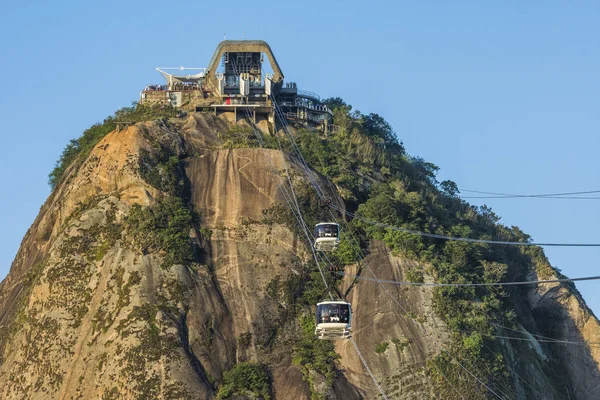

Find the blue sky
[[1, 1, 599, 313]]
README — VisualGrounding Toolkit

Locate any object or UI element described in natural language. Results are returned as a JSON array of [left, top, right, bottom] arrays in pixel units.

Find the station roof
[[156, 68, 205, 84], [204, 40, 284, 91]]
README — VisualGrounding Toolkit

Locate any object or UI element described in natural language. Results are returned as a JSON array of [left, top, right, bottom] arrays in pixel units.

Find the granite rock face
[[0, 113, 598, 399]]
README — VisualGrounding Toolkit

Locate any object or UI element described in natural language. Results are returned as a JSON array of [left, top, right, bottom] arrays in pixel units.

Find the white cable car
[[314, 223, 340, 252], [315, 301, 352, 340]]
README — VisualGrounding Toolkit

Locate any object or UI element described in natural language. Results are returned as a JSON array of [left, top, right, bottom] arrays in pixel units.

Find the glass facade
[[315, 224, 339, 239], [316, 303, 351, 325]]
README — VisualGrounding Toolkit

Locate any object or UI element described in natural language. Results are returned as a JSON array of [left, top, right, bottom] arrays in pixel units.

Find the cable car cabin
[[314, 223, 340, 252], [315, 301, 352, 340]]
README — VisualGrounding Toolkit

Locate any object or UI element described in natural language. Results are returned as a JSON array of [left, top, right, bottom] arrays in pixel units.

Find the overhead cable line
[[270, 97, 496, 398], [336, 272, 600, 287], [451, 328, 600, 348], [270, 99, 395, 399], [326, 204, 600, 247], [336, 268, 600, 348], [350, 338, 390, 400], [491, 335, 600, 347], [460, 189, 600, 198], [270, 115, 546, 396], [243, 107, 331, 298], [274, 98, 598, 249], [441, 349, 504, 399], [271, 96, 518, 398], [247, 107, 389, 399], [462, 195, 600, 200], [480, 341, 546, 399], [491, 323, 600, 346]]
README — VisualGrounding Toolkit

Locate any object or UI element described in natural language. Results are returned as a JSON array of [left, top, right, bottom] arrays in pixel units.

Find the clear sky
[[1, 1, 598, 313]]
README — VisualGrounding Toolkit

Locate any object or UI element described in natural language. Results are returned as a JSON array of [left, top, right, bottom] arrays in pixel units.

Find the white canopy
[[156, 67, 206, 84]]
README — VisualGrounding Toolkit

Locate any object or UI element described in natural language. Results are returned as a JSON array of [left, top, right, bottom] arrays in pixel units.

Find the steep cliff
[[0, 110, 598, 399]]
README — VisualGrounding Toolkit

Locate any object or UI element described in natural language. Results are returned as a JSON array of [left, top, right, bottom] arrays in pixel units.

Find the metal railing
[[297, 89, 321, 102]]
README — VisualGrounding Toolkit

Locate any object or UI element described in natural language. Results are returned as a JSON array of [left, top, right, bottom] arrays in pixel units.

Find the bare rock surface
[[0, 113, 598, 399]]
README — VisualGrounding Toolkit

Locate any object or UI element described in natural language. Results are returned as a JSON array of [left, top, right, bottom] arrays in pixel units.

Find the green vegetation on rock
[[217, 362, 272, 400], [375, 341, 389, 354], [270, 97, 562, 397], [34, 94, 582, 399], [292, 314, 340, 398], [126, 196, 196, 268], [49, 103, 180, 189]]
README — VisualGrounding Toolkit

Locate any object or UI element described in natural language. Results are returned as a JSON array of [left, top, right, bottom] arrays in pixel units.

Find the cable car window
[[316, 303, 350, 324], [315, 224, 339, 238]]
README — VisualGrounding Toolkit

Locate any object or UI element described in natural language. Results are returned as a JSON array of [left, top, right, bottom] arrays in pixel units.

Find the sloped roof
[[204, 40, 284, 91], [156, 68, 205, 84]]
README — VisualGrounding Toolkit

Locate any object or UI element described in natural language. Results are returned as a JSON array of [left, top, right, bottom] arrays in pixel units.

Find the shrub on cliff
[[126, 196, 196, 267], [49, 103, 179, 189], [217, 362, 272, 400]]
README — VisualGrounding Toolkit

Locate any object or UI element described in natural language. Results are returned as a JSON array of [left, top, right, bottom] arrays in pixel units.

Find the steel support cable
[[270, 99, 352, 296], [376, 271, 505, 399], [441, 349, 504, 400], [350, 337, 390, 400], [449, 328, 600, 348], [271, 97, 505, 398], [273, 97, 599, 249], [460, 189, 600, 198], [327, 204, 600, 247], [271, 101, 356, 297], [241, 107, 322, 273], [346, 235, 517, 399], [336, 272, 600, 287], [491, 335, 600, 346], [348, 249, 548, 398], [271, 100, 467, 399], [480, 341, 546, 400], [263, 115, 579, 396], [246, 108, 331, 296], [268, 101, 391, 398], [271, 96, 328, 199], [267, 118, 332, 297], [269, 108, 531, 400], [491, 323, 600, 346], [281, 146, 332, 299], [243, 106, 336, 299], [272, 101, 365, 284], [273, 121, 327, 202], [462, 195, 600, 200]]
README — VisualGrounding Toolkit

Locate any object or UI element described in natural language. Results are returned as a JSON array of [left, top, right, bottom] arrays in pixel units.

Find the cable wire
[[327, 204, 600, 247], [242, 107, 332, 297], [268, 99, 392, 398], [463, 195, 600, 200], [351, 337, 390, 400], [336, 272, 600, 287], [270, 96, 508, 399], [272, 97, 478, 398], [491, 323, 600, 346], [460, 189, 600, 198]]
